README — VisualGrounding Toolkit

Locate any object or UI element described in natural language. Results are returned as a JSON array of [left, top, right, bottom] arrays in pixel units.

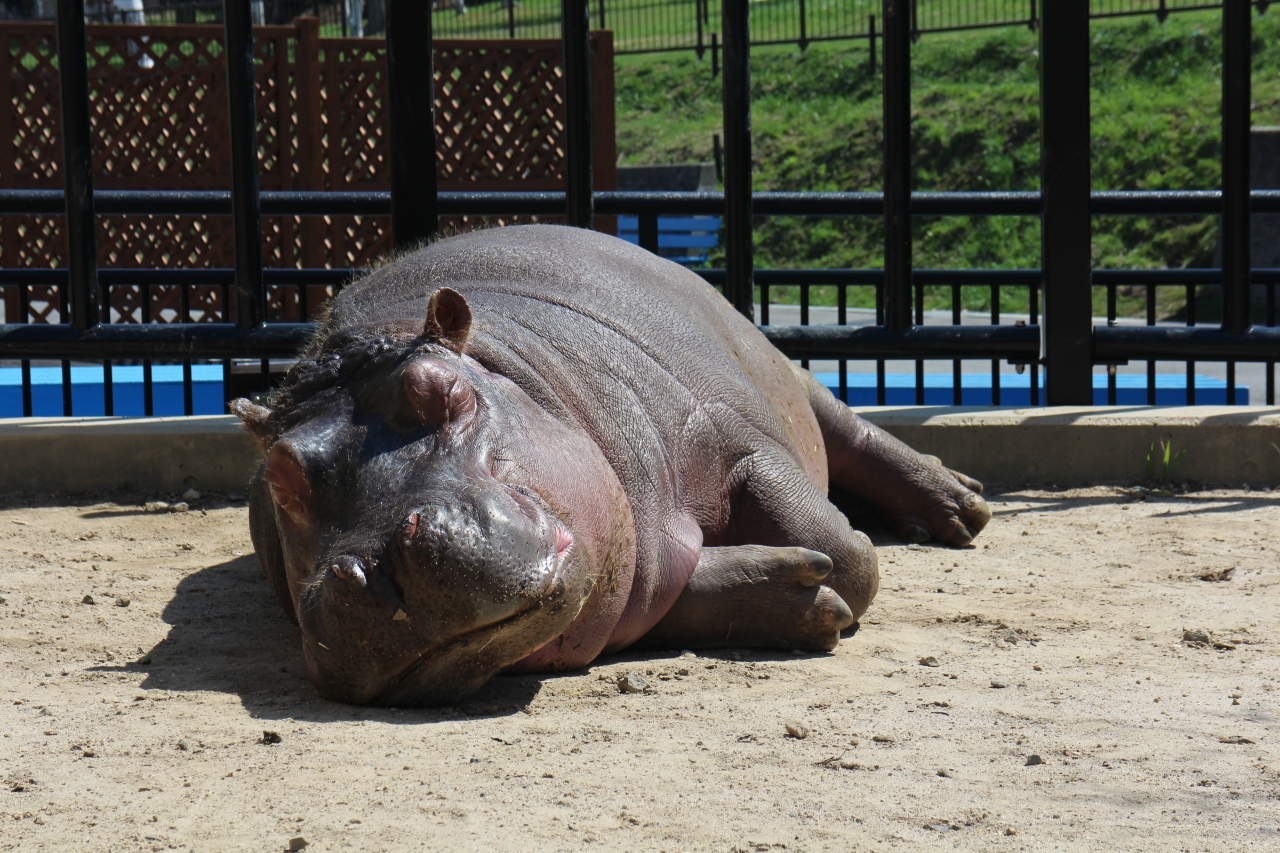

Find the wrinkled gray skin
[[233, 225, 990, 707]]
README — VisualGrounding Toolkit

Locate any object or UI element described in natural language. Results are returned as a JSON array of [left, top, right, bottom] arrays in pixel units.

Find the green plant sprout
[[1146, 439, 1189, 482]]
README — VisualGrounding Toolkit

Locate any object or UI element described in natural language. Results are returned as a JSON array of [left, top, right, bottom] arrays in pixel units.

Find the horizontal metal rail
[[5, 319, 1278, 363], [4, 189, 1280, 217]]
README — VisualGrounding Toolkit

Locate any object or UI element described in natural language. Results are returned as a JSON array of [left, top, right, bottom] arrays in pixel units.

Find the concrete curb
[[857, 406, 1280, 486], [0, 416, 259, 494], [2, 407, 1278, 494]]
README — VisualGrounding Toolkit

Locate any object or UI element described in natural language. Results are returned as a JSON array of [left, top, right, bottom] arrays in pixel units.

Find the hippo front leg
[[638, 546, 854, 652]]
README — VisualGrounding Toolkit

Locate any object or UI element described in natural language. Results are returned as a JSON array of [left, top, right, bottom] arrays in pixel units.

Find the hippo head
[[234, 289, 629, 706]]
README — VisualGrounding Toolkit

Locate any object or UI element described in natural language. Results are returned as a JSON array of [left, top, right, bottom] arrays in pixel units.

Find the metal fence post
[[55, 0, 99, 331], [563, 0, 593, 228], [722, 0, 753, 320], [1222, 0, 1251, 334], [224, 0, 264, 329], [387, 0, 438, 249], [1039, 0, 1093, 405], [882, 0, 911, 332]]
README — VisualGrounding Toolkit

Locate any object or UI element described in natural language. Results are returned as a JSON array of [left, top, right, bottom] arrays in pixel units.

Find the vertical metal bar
[[798, 0, 807, 50], [639, 212, 659, 254], [181, 284, 193, 416], [597, 0, 605, 30], [61, 360, 72, 416], [991, 282, 1000, 405], [1222, 0, 1252, 333], [562, 0, 593, 228], [55, 0, 99, 331], [882, 0, 911, 332], [696, 0, 705, 59], [869, 14, 876, 76], [224, 0, 264, 330], [387, 0, 439, 248], [1039, 0, 1093, 405], [1147, 285, 1156, 405], [1186, 284, 1196, 405], [838, 284, 847, 404], [103, 358, 113, 416], [142, 285, 153, 416], [19, 284, 31, 417], [722, 0, 753, 319]]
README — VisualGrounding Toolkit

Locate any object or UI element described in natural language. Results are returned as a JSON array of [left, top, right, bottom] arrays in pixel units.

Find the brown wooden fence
[[0, 19, 616, 323]]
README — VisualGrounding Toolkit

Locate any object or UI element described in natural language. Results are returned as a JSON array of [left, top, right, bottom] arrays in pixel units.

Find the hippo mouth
[[368, 509, 575, 706]]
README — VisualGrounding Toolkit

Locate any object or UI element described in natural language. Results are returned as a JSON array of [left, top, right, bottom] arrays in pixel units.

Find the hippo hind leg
[[640, 546, 854, 652], [799, 367, 991, 546]]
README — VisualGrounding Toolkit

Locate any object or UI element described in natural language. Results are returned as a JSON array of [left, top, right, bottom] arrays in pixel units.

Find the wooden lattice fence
[[0, 19, 617, 324]]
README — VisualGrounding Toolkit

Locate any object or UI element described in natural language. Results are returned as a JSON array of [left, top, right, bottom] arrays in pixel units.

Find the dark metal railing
[[0, 0, 1277, 419]]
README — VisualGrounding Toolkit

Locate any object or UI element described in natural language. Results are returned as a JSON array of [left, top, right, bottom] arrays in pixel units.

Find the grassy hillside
[[614, 11, 1280, 315]]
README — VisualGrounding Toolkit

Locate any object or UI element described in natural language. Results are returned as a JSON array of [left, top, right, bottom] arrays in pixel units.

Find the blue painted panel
[[0, 364, 226, 417], [812, 372, 1249, 406]]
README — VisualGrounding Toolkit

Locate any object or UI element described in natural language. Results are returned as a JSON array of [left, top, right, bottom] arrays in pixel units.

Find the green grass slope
[[614, 11, 1280, 314]]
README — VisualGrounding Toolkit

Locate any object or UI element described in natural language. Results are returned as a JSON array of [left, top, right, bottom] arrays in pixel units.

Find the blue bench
[[618, 215, 721, 266], [813, 372, 1249, 406]]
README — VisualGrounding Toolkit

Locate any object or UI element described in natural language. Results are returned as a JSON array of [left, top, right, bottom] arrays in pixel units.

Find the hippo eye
[[401, 511, 421, 547]]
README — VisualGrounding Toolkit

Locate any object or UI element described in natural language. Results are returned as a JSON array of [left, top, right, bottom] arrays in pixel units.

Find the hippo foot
[[886, 452, 991, 547], [638, 545, 855, 653]]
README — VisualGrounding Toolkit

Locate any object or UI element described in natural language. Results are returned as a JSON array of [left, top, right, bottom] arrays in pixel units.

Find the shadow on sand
[[90, 554, 544, 725]]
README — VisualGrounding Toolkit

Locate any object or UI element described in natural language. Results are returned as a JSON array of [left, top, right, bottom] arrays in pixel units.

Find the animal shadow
[[100, 555, 542, 724]]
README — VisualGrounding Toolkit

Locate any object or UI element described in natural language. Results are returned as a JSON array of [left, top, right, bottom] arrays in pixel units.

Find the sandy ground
[[0, 486, 1278, 852]]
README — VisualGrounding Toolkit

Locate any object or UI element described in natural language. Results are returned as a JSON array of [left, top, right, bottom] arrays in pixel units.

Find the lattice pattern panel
[[435, 45, 566, 187], [1, 24, 613, 309]]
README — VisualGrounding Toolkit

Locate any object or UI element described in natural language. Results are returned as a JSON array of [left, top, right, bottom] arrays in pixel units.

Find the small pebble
[[1033, 665, 1042, 671], [785, 723, 809, 739], [182, 489, 202, 502], [1005, 828, 1018, 836], [1183, 629, 1212, 645], [919, 656, 940, 667], [262, 730, 282, 745], [144, 501, 169, 513], [116, 598, 130, 607], [81, 595, 95, 605], [170, 502, 190, 513], [937, 768, 951, 777], [1025, 754, 1043, 766], [33, 816, 45, 825], [872, 735, 894, 743], [287, 838, 308, 852], [1219, 735, 1254, 745], [990, 679, 1008, 689], [617, 673, 648, 694]]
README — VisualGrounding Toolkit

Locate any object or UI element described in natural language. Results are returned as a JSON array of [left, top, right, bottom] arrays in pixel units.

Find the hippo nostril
[[331, 554, 368, 587]]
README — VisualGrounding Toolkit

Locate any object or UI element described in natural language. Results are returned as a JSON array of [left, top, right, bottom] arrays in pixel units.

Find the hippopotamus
[[233, 225, 990, 706]]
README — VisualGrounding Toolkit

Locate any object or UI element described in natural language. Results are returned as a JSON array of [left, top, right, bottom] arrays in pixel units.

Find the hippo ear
[[402, 359, 477, 430], [424, 287, 472, 353], [262, 442, 314, 529], [231, 398, 273, 454]]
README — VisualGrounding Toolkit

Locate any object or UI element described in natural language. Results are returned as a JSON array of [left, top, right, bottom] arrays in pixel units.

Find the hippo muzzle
[[297, 478, 578, 705]]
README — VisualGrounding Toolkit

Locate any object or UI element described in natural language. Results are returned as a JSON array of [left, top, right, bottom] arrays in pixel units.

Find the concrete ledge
[[2, 407, 1279, 494], [857, 406, 1280, 485], [0, 416, 259, 494]]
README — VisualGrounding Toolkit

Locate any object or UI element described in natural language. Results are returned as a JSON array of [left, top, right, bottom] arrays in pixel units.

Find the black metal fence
[[55, 1, 1277, 54], [1, 0, 1278, 419]]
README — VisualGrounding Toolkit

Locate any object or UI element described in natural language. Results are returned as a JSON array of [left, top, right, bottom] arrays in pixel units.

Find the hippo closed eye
[[234, 224, 990, 706]]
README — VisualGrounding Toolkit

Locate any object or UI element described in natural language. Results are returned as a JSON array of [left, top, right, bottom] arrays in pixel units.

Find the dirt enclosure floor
[[1, 486, 1278, 852]]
